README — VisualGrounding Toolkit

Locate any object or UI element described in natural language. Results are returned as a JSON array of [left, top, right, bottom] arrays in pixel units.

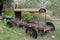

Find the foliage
[[17, 0, 60, 17], [4, 8, 13, 16], [46, 0, 60, 16], [0, 20, 60, 40], [0, 0, 13, 8], [18, 0, 41, 8], [21, 12, 37, 22]]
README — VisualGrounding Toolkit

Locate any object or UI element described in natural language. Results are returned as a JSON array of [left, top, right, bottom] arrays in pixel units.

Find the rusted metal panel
[[14, 8, 40, 12], [14, 8, 46, 13]]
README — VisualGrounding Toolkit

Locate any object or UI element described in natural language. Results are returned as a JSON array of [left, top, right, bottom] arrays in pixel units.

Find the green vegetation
[[17, 0, 60, 17], [4, 8, 14, 16], [0, 8, 60, 40], [0, 0, 60, 40], [0, 19, 60, 40]]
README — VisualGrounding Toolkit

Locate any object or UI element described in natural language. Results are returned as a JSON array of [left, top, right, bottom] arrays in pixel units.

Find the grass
[[4, 8, 14, 16], [0, 21, 60, 40], [0, 9, 60, 40]]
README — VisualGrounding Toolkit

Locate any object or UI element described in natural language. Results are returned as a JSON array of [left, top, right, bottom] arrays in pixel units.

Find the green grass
[[4, 8, 14, 16], [0, 9, 60, 40], [0, 21, 60, 40]]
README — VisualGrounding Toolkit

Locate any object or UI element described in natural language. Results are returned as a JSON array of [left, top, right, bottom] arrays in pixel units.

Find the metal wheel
[[46, 22, 55, 31], [7, 21, 13, 28], [26, 27, 37, 38]]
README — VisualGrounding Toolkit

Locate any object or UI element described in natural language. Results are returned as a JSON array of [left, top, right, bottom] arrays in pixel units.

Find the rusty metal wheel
[[7, 21, 13, 28], [26, 27, 37, 38], [46, 22, 55, 31]]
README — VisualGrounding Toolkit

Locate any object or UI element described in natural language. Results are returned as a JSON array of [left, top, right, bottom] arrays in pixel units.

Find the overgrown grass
[[4, 8, 14, 16], [0, 21, 60, 40], [0, 9, 60, 40]]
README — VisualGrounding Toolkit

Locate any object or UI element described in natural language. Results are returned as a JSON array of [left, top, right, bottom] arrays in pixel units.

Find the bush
[[21, 12, 37, 22], [21, 12, 52, 23], [4, 8, 13, 16]]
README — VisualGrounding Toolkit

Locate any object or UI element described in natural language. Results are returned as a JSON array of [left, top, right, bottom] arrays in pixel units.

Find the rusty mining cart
[[5, 8, 55, 38]]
